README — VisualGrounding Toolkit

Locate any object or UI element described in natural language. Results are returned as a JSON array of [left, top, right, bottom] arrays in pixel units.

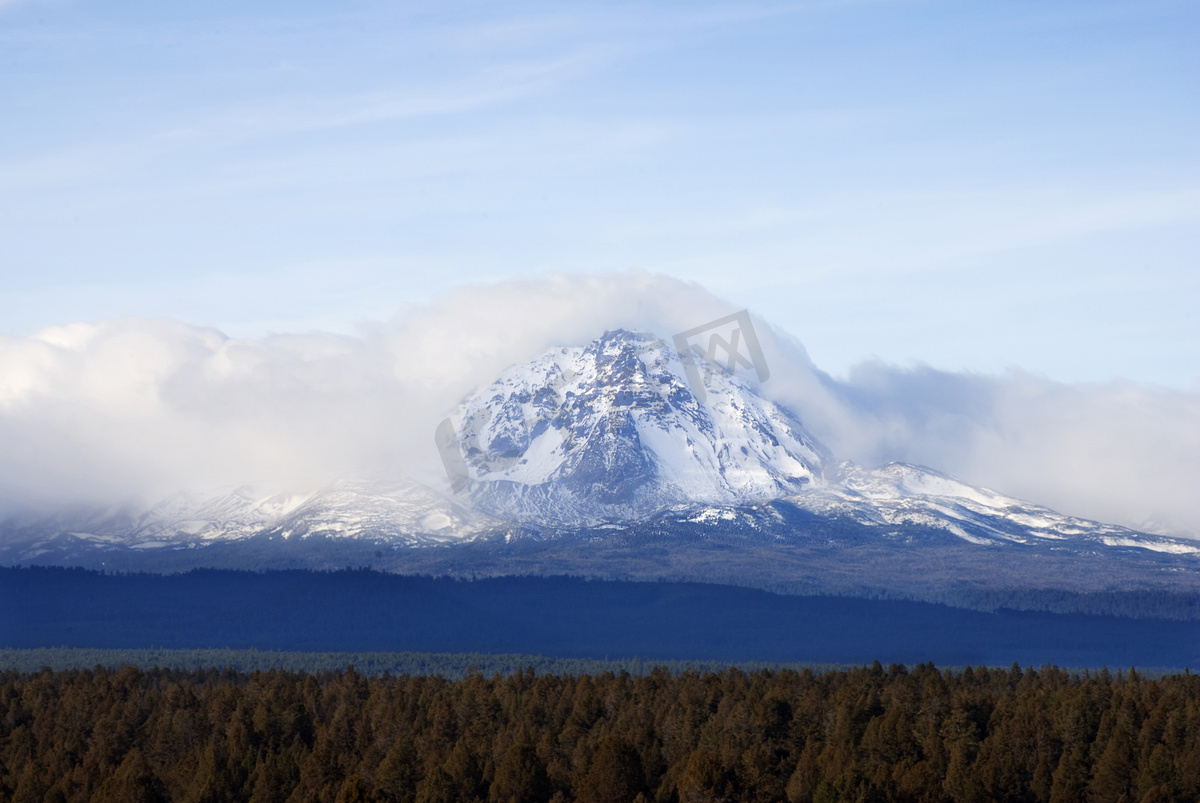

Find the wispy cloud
[[166, 50, 615, 147], [0, 44, 615, 192]]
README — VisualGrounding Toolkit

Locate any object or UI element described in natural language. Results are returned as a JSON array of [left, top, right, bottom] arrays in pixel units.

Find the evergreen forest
[[2, 662, 1198, 802]]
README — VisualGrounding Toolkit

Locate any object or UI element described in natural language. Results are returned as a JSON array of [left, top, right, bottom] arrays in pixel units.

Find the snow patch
[[1101, 537, 1200, 555]]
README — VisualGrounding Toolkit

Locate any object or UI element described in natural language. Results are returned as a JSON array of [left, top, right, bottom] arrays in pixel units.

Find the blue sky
[[1, 0, 1197, 386]]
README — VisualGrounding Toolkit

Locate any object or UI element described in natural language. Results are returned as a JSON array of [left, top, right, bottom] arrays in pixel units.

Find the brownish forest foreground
[[2, 663, 1198, 803]]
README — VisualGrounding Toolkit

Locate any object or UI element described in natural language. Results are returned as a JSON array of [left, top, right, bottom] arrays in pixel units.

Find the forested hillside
[[2, 663, 1198, 802], [5, 567, 1200, 668]]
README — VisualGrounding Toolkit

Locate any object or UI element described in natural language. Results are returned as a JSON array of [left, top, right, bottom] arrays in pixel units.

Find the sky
[[0, 1, 1198, 533]]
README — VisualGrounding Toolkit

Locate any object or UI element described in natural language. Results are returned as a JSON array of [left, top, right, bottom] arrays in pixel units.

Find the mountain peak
[[446, 331, 829, 525]]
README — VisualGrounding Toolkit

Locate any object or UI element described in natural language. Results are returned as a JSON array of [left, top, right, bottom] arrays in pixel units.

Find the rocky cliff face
[[446, 329, 829, 525]]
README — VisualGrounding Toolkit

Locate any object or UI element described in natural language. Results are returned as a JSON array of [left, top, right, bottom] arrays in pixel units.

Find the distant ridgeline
[[4, 567, 1199, 669], [0, 647, 847, 679]]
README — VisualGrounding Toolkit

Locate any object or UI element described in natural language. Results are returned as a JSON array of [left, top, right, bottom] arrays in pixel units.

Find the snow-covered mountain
[[0, 479, 496, 563], [2, 328, 1197, 572], [447, 329, 829, 526], [674, 461, 1200, 556], [808, 463, 1199, 553]]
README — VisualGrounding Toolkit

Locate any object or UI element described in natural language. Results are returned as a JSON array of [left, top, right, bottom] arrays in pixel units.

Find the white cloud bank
[[1, 274, 1196, 537]]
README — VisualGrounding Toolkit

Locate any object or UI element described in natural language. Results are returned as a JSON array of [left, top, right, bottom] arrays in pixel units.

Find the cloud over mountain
[[0, 274, 1195, 537]]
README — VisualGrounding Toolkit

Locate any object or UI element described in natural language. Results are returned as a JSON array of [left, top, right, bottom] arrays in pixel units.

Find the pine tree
[[578, 737, 648, 803], [490, 741, 552, 803]]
